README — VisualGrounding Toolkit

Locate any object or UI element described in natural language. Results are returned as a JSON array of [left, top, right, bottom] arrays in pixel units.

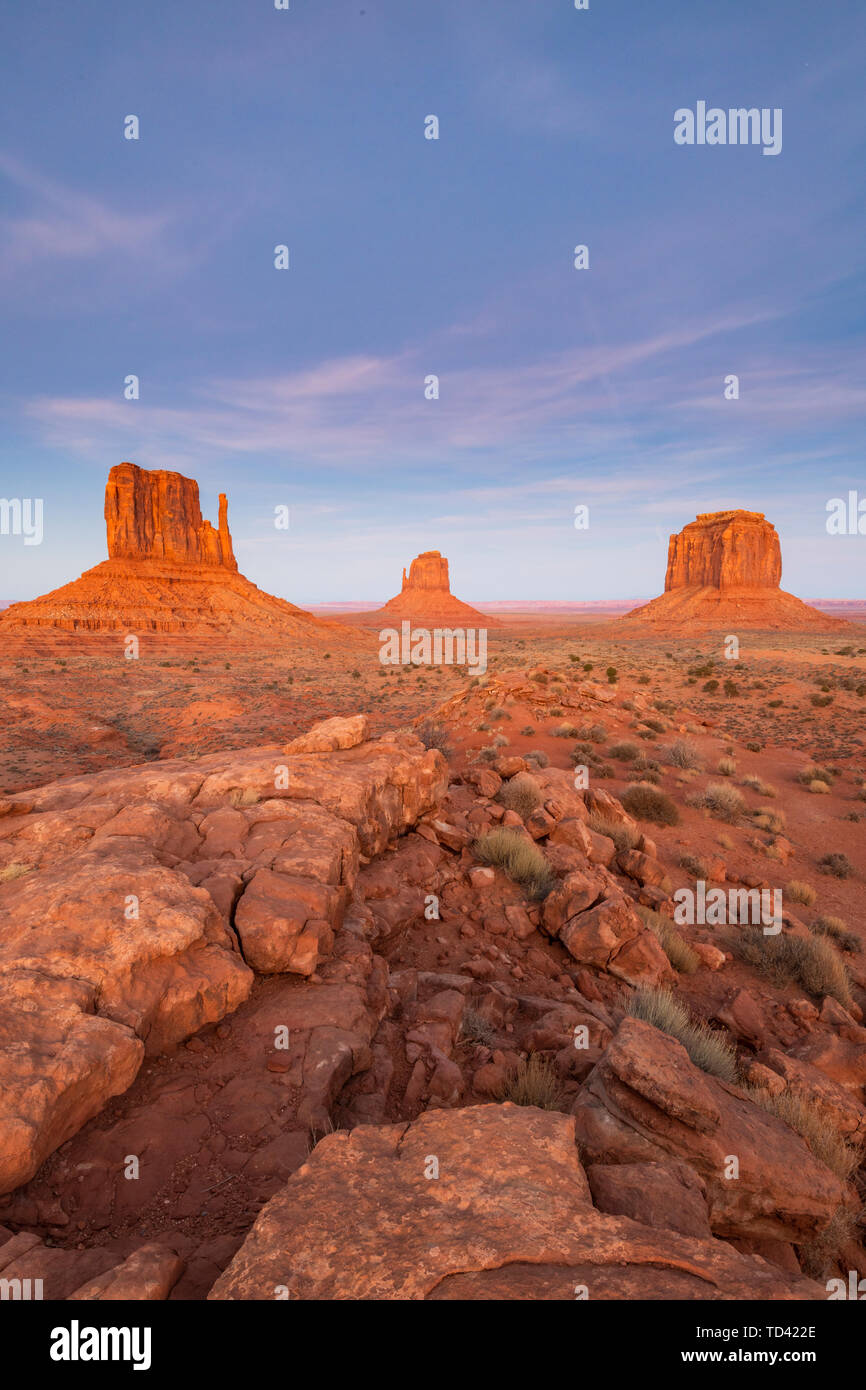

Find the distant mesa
[[0, 462, 359, 641], [355, 550, 500, 627], [622, 510, 850, 632]]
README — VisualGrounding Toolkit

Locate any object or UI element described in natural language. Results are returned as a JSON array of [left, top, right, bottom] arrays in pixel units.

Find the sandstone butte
[[621, 510, 851, 632], [353, 550, 501, 627], [0, 462, 361, 642]]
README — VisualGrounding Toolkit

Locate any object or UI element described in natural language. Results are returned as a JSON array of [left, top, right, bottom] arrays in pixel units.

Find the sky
[[1, 0, 864, 603]]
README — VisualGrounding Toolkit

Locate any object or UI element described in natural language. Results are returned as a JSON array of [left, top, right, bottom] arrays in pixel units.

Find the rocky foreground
[[0, 678, 864, 1300]]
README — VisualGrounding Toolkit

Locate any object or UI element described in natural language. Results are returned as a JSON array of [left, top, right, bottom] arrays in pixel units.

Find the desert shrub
[[228, 786, 261, 807], [818, 852, 853, 879], [459, 1007, 496, 1047], [723, 679, 739, 697], [746, 1087, 859, 1183], [524, 749, 550, 769], [799, 1207, 863, 1281], [786, 880, 816, 906], [679, 852, 710, 879], [703, 679, 719, 693], [753, 806, 786, 834], [810, 693, 834, 707], [552, 722, 581, 738], [608, 740, 640, 762], [690, 782, 746, 822], [628, 988, 738, 1082], [498, 1053, 564, 1110], [497, 772, 542, 819], [576, 723, 607, 743], [717, 757, 736, 776], [606, 666, 618, 684], [810, 916, 860, 953], [808, 779, 832, 795], [735, 928, 852, 1008], [642, 718, 667, 733], [519, 725, 536, 736], [665, 738, 703, 770], [796, 764, 834, 788], [587, 814, 639, 853], [742, 774, 776, 797], [0, 863, 31, 882], [620, 784, 680, 826], [415, 719, 452, 756], [473, 829, 556, 899], [492, 733, 510, 748], [637, 906, 699, 975]]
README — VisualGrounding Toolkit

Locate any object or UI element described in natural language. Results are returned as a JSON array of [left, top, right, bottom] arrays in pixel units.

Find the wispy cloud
[[0, 153, 184, 284], [22, 306, 783, 466]]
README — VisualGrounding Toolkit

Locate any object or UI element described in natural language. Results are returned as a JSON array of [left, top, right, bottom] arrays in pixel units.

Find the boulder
[[208, 1105, 822, 1300], [573, 1017, 850, 1243]]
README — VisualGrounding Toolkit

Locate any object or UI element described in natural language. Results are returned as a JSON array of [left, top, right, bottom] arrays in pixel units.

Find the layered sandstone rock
[[353, 550, 500, 627], [0, 462, 363, 640], [0, 1227, 184, 1301], [622, 510, 849, 632], [208, 1104, 822, 1300], [0, 720, 447, 1194], [105, 462, 237, 570], [573, 1017, 851, 1243]]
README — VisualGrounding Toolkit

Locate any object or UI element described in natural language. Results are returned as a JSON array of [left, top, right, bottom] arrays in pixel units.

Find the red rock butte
[[356, 550, 499, 627], [0, 462, 360, 641], [621, 510, 850, 632]]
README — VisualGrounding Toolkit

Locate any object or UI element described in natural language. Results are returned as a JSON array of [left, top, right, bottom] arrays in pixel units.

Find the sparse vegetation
[[637, 906, 700, 974], [796, 764, 834, 788], [620, 783, 680, 826], [689, 782, 746, 822], [498, 1053, 564, 1110], [818, 852, 854, 879], [628, 988, 738, 1082], [742, 774, 776, 797], [415, 719, 452, 756], [746, 1087, 860, 1183], [810, 916, 860, 953], [753, 806, 786, 834], [0, 863, 32, 882], [679, 852, 710, 879], [473, 828, 556, 899], [786, 880, 816, 906], [524, 749, 550, 769], [735, 927, 852, 1008], [665, 738, 703, 770], [459, 1007, 496, 1047], [587, 814, 639, 852], [717, 756, 736, 776], [497, 772, 542, 819], [608, 740, 640, 762]]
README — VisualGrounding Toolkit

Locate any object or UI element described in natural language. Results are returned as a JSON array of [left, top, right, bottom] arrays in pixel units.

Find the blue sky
[[1, 0, 864, 602]]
